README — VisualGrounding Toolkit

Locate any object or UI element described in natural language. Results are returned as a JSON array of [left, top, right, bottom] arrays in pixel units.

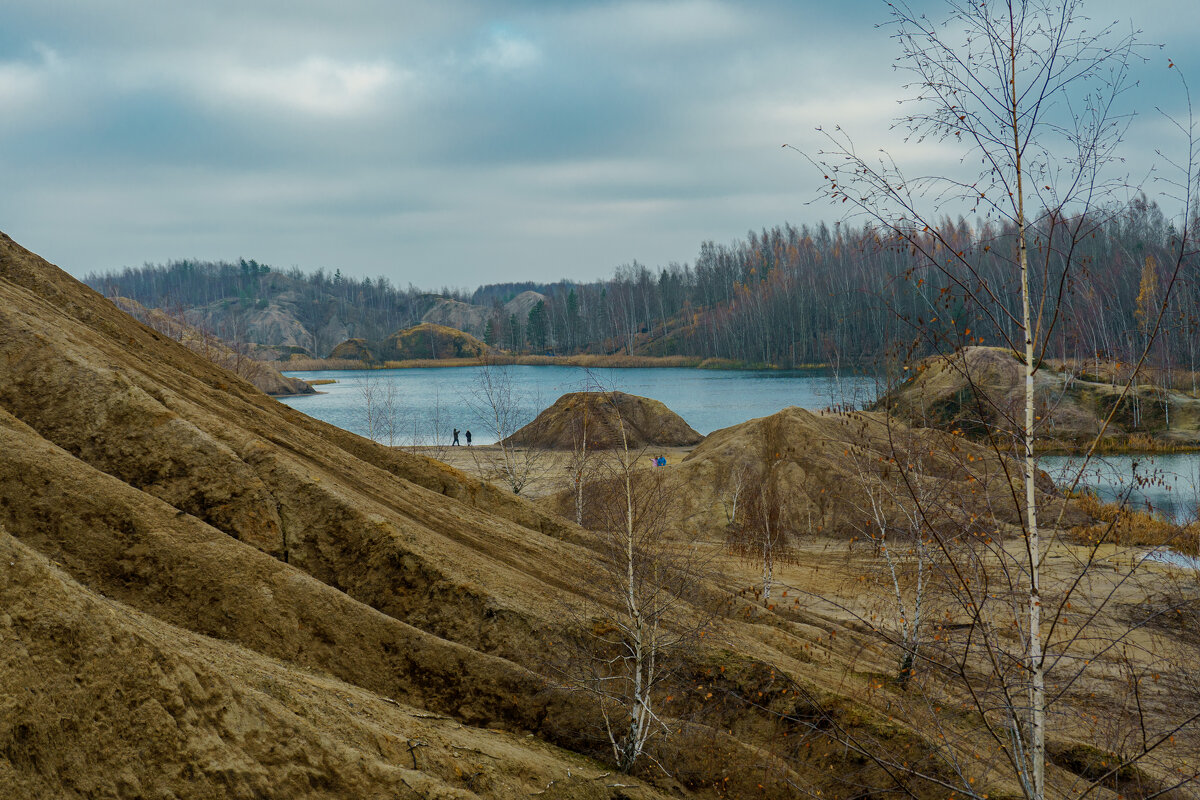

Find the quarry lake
[[280, 365, 1200, 522], [279, 365, 878, 442]]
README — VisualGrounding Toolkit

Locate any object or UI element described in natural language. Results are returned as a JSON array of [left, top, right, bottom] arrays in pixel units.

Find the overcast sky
[[2, 1, 1198, 288]]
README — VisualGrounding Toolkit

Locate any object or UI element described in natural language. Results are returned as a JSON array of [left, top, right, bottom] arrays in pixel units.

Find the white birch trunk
[[1012, 33, 1045, 799]]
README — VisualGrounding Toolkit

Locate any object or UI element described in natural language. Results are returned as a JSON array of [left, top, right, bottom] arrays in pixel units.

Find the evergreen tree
[[507, 313, 522, 352], [527, 300, 547, 351]]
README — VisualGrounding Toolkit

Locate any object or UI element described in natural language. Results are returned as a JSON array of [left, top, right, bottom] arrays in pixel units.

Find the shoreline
[[272, 354, 842, 372], [1036, 443, 1200, 456], [273, 358, 1200, 457]]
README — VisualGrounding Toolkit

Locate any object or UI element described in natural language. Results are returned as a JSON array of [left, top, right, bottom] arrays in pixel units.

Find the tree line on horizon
[[86, 195, 1200, 377], [85, 258, 469, 355]]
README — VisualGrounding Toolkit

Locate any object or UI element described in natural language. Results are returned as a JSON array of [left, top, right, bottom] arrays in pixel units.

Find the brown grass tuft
[[1070, 491, 1200, 555]]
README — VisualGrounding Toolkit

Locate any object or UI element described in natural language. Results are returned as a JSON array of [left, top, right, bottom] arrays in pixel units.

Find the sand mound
[[0, 232, 676, 797], [503, 391, 703, 450], [875, 346, 1200, 448], [544, 405, 1085, 538], [378, 322, 488, 361], [328, 336, 374, 361], [0, 230, 904, 798]]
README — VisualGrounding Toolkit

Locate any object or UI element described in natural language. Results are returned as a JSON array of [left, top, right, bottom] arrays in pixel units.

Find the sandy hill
[[543, 405, 1085, 538], [111, 296, 314, 396], [875, 346, 1200, 448], [1, 231, 937, 798], [377, 322, 489, 361], [0, 232, 676, 798], [422, 293, 547, 339], [328, 336, 375, 361], [503, 391, 703, 450], [4, 233, 1193, 799], [329, 324, 487, 363]]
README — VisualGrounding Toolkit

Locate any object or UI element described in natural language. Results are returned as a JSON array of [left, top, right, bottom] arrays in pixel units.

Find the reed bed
[[1069, 490, 1200, 555]]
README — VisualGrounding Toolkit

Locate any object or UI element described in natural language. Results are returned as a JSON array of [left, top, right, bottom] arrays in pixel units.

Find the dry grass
[[1047, 357, 1200, 397], [1038, 432, 1200, 455], [273, 353, 838, 372], [270, 357, 368, 371], [504, 353, 705, 368], [1070, 491, 1200, 555]]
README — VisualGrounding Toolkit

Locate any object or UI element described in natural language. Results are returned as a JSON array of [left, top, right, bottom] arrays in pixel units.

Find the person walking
[[452, 428, 460, 446], [465, 430, 472, 446]]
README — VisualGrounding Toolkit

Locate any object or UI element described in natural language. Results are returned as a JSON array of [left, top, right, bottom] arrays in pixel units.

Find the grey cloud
[[1, 0, 1198, 286]]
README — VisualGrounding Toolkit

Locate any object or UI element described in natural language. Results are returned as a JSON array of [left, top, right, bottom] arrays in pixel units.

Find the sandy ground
[[410, 443, 699, 499], [417, 435, 1200, 796]]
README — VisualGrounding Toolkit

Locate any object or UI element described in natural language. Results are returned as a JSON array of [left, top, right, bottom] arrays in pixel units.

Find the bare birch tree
[[715, 459, 752, 527], [799, 2, 1200, 798], [356, 371, 402, 446], [841, 418, 947, 684], [464, 356, 548, 494], [565, 394, 594, 526], [557, 390, 711, 773], [725, 461, 801, 603], [409, 385, 451, 459]]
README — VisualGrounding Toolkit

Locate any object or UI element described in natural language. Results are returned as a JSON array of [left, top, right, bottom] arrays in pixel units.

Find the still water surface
[[280, 366, 1200, 522], [280, 365, 878, 443], [1039, 453, 1200, 524]]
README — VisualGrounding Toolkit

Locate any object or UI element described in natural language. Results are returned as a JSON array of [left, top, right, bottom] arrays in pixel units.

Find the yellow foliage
[[1071, 491, 1199, 555]]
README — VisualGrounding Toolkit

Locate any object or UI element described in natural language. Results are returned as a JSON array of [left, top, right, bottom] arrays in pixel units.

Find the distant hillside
[[421, 297, 491, 336], [325, 324, 489, 364], [111, 297, 314, 395], [87, 196, 1200, 372], [377, 322, 488, 361], [86, 259, 450, 357], [874, 347, 1200, 450], [421, 291, 546, 340]]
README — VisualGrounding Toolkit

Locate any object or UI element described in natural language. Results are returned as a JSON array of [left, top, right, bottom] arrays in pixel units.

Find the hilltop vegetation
[[876, 347, 1200, 451], [376, 323, 489, 362], [88, 197, 1200, 375]]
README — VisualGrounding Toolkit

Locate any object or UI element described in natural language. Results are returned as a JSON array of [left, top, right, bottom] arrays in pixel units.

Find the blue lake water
[[1039, 453, 1200, 524], [279, 365, 878, 444], [279, 365, 1200, 522]]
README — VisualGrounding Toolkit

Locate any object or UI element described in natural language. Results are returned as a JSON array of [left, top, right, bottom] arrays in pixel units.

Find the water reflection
[[1039, 453, 1200, 523]]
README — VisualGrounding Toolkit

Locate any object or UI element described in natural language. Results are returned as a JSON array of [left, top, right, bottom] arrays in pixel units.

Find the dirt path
[[408, 443, 699, 498]]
